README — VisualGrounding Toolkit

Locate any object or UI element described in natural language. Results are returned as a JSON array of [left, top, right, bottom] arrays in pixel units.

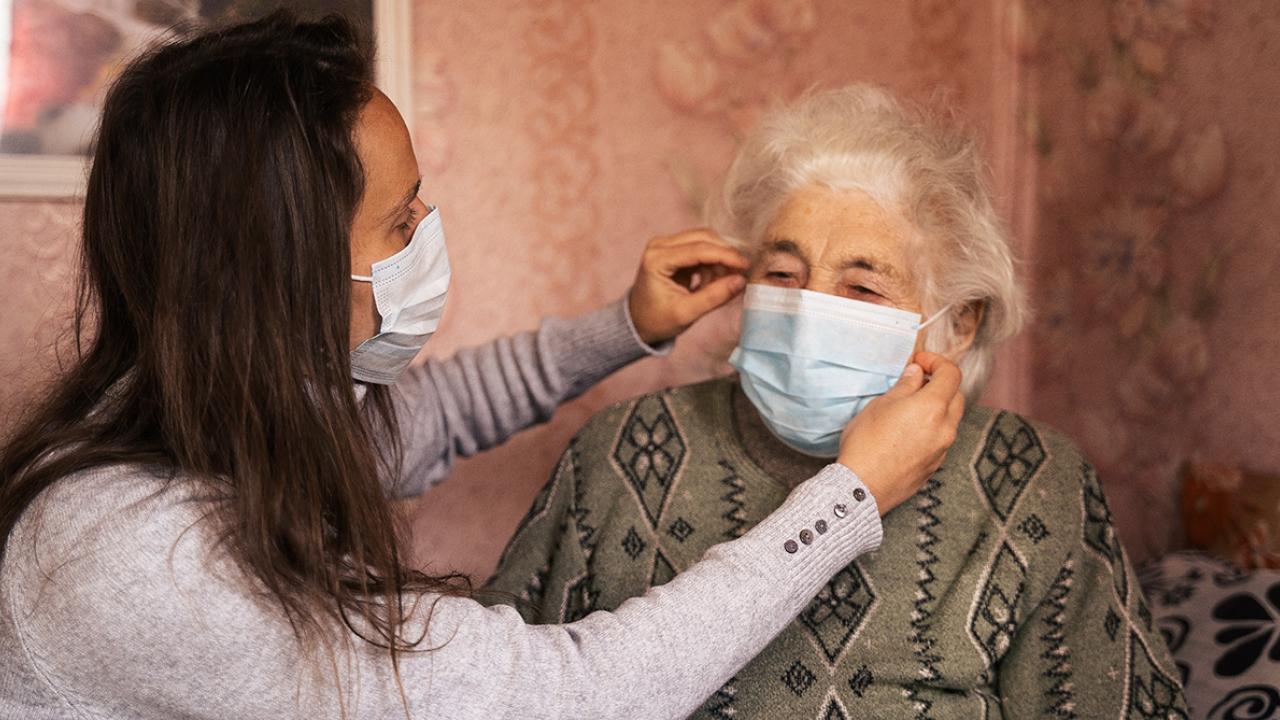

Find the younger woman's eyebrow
[[382, 177, 422, 226]]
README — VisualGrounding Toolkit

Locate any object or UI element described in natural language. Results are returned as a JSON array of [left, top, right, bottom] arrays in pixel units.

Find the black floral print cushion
[[1140, 551, 1280, 719]]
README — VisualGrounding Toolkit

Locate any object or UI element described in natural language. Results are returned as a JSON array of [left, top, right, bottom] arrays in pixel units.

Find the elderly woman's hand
[[627, 230, 749, 345], [836, 352, 965, 515]]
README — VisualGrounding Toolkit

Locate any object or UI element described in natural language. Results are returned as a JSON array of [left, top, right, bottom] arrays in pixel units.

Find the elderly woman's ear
[[945, 301, 985, 361]]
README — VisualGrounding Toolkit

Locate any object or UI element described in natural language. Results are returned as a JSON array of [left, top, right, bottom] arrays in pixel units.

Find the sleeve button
[[815, 519, 828, 534], [853, 487, 867, 502], [784, 539, 799, 554], [833, 503, 848, 518], [799, 529, 814, 545]]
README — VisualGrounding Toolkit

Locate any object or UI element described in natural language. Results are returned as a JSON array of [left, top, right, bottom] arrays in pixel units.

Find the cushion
[[1140, 551, 1280, 719]]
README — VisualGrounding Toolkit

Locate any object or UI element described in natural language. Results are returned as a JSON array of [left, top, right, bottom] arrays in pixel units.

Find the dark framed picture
[[0, 0, 411, 197]]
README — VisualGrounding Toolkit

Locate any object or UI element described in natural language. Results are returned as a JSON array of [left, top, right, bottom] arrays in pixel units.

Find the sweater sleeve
[[994, 463, 1189, 718], [386, 297, 666, 499], [5, 463, 883, 720]]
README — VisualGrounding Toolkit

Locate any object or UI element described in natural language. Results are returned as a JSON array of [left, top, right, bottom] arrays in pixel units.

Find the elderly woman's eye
[[849, 284, 880, 297], [764, 271, 804, 287]]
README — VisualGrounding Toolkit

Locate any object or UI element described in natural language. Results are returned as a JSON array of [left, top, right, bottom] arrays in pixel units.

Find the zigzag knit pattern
[[569, 443, 597, 559], [1040, 556, 1078, 719], [718, 461, 749, 540], [907, 476, 944, 720], [704, 676, 738, 719]]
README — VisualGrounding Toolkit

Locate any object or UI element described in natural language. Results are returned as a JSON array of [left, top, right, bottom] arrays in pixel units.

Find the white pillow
[[1140, 551, 1280, 719]]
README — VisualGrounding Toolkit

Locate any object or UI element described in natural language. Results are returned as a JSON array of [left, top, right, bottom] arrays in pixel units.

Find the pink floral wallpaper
[[0, 201, 79, 432], [1021, 0, 1280, 563], [1, 0, 1274, 579]]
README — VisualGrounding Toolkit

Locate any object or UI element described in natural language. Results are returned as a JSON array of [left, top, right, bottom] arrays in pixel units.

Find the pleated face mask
[[729, 283, 950, 458], [349, 205, 450, 385]]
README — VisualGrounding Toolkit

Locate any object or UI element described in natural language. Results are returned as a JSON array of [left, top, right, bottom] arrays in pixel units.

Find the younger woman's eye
[[398, 208, 419, 232]]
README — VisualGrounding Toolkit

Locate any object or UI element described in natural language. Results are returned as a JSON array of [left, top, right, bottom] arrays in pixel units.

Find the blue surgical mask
[[349, 205, 450, 384], [728, 284, 950, 458]]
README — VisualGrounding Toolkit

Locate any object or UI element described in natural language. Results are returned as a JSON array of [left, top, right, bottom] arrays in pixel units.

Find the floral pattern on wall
[[410, 48, 455, 177], [1026, 0, 1280, 564], [524, 0, 605, 313], [906, 0, 974, 103], [653, 0, 820, 140], [0, 201, 79, 424]]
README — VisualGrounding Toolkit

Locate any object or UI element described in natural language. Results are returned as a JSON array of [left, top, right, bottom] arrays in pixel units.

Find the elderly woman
[[486, 85, 1187, 719]]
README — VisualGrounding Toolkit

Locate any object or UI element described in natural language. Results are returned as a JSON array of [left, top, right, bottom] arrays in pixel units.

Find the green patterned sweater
[[486, 377, 1188, 719]]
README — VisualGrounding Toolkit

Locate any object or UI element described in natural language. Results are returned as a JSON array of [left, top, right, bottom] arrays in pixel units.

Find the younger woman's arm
[[4, 462, 880, 720], [388, 297, 666, 498]]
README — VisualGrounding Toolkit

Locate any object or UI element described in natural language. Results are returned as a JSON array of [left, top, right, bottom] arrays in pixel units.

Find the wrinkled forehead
[[752, 185, 918, 274]]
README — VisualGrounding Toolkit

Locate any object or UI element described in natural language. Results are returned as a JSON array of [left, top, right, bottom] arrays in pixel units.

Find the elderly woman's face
[[747, 183, 929, 351], [750, 185, 920, 307]]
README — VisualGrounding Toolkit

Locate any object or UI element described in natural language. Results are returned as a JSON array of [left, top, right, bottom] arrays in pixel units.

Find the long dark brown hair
[[0, 10, 462, 682]]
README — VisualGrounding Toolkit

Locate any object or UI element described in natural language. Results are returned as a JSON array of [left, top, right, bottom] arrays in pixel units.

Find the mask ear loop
[[916, 303, 968, 365], [349, 205, 442, 284], [919, 303, 953, 330]]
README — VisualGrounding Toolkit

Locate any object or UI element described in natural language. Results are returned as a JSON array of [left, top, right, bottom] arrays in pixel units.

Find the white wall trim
[[374, 0, 414, 117], [0, 155, 90, 199]]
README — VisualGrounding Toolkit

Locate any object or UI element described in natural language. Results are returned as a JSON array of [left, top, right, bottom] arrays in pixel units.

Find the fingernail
[[903, 364, 921, 376]]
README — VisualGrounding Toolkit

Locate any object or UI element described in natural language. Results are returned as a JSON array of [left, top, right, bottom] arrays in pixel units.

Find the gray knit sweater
[[487, 377, 1188, 719], [0, 299, 884, 720]]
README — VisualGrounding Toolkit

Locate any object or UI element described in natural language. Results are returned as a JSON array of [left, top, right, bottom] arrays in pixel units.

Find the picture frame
[[0, 0, 412, 199]]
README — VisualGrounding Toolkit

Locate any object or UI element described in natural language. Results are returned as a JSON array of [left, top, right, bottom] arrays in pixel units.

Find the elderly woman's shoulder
[[961, 404, 1097, 487], [957, 406, 1106, 558]]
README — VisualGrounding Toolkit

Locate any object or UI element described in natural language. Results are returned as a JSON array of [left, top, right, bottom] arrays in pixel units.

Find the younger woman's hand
[[835, 352, 966, 515], [627, 229, 749, 345]]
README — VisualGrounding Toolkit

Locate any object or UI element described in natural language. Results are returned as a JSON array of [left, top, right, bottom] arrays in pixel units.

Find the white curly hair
[[709, 84, 1029, 398]]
